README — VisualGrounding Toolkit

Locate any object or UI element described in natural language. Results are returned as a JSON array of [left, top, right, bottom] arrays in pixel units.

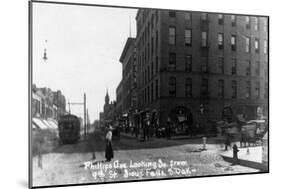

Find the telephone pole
[[67, 93, 87, 141], [84, 93, 87, 140]]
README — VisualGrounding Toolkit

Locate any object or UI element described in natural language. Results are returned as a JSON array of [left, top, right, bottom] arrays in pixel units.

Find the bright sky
[[32, 2, 137, 122]]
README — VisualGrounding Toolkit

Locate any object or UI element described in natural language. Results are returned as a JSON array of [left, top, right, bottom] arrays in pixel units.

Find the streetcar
[[58, 114, 81, 144]]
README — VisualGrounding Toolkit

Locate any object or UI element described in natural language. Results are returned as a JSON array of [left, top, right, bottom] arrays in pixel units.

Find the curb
[[221, 155, 268, 171]]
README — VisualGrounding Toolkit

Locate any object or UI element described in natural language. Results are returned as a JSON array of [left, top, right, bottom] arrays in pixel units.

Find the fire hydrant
[[233, 144, 239, 162]]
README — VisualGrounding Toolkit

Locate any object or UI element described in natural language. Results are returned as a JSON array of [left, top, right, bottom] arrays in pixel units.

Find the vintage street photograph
[[30, 1, 269, 188]]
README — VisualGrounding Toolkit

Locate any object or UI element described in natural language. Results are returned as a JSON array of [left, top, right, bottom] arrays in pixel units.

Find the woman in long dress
[[105, 126, 114, 161]]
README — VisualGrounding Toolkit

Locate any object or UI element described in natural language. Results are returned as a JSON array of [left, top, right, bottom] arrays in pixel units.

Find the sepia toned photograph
[[29, 1, 269, 188]]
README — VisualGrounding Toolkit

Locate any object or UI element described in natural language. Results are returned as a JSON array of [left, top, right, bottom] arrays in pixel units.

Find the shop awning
[[47, 118, 58, 129], [247, 120, 266, 124], [32, 118, 49, 130], [42, 119, 55, 129]]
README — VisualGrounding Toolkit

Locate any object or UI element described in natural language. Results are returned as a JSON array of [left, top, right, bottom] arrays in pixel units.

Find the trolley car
[[58, 114, 81, 144]]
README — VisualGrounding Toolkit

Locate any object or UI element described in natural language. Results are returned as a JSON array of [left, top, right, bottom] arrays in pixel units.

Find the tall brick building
[[135, 9, 268, 134], [116, 80, 123, 118], [119, 38, 138, 122]]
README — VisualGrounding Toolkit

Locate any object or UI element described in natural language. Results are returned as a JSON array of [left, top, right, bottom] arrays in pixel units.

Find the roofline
[[119, 37, 136, 63], [136, 9, 142, 20], [116, 79, 123, 91]]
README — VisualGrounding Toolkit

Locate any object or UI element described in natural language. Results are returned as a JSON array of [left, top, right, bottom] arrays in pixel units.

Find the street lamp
[[42, 40, 48, 62]]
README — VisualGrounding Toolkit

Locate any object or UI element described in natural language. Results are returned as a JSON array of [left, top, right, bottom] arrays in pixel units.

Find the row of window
[[168, 27, 268, 54], [139, 53, 268, 88], [137, 9, 159, 32], [138, 34, 267, 84], [137, 13, 268, 74], [168, 10, 267, 32], [167, 53, 268, 76], [139, 10, 267, 34], [137, 10, 159, 60], [140, 56, 159, 86], [168, 77, 268, 99], [139, 79, 159, 106], [139, 52, 268, 92], [138, 27, 159, 69], [137, 10, 268, 63]]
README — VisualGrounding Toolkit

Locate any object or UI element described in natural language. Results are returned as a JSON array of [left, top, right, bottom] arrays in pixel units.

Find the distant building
[[102, 89, 116, 126], [32, 85, 43, 117], [117, 37, 138, 129], [99, 112, 104, 127], [135, 9, 268, 134], [119, 38, 137, 115], [116, 80, 123, 118], [52, 90, 66, 118], [37, 87, 54, 119], [32, 84, 66, 120]]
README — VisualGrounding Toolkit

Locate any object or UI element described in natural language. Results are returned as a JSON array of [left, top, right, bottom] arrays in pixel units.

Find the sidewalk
[[119, 131, 216, 141], [220, 146, 268, 171]]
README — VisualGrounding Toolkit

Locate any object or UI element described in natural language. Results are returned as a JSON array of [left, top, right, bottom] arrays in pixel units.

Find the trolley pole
[[87, 108, 89, 134], [84, 93, 87, 140], [67, 94, 87, 141]]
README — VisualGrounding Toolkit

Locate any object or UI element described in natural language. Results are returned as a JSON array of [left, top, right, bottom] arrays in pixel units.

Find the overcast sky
[[33, 2, 137, 121]]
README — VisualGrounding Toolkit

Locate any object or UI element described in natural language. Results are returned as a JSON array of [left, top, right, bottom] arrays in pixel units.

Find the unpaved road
[[32, 129, 259, 187]]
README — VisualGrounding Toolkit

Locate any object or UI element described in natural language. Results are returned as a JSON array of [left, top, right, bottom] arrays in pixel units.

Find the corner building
[[135, 9, 268, 134]]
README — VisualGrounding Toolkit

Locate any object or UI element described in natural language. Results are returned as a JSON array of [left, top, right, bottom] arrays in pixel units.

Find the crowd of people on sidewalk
[[117, 117, 208, 142]]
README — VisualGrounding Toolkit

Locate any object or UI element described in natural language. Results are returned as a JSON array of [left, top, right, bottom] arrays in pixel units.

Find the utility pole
[[67, 93, 87, 141], [84, 93, 87, 140], [87, 108, 90, 133], [68, 98, 71, 114]]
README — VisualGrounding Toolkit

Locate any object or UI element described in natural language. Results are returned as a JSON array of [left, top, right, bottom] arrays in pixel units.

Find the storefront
[[169, 106, 193, 135]]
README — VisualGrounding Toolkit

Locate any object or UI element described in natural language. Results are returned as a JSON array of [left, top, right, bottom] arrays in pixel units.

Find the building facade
[[116, 80, 123, 118], [52, 90, 66, 119], [117, 38, 138, 129], [135, 9, 268, 134], [119, 38, 138, 115], [32, 84, 66, 120], [99, 112, 104, 127], [101, 89, 116, 126]]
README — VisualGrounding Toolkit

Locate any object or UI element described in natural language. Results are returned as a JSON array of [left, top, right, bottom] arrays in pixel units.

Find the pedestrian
[[224, 135, 231, 151], [240, 133, 246, 148], [38, 140, 43, 169], [142, 121, 146, 141], [134, 126, 138, 138], [105, 126, 114, 162], [166, 117, 171, 139], [147, 119, 150, 140], [155, 119, 159, 137], [116, 125, 120, 140]]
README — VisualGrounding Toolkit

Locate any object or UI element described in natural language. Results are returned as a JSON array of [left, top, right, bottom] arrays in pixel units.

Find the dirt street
[[32, 129, 259, 187]]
